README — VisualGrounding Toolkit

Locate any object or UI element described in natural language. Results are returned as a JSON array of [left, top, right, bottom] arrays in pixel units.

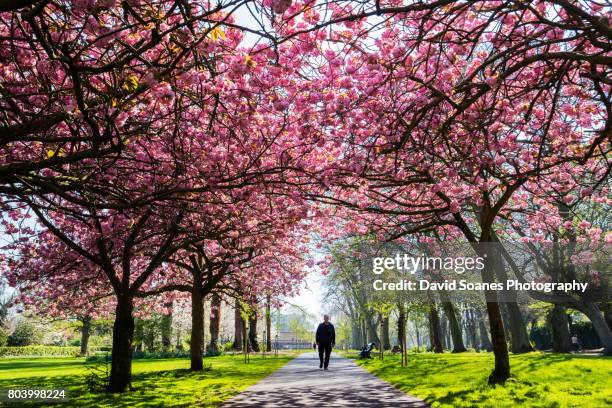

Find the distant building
[[277, 331, 308, 342], [273, 331, 312, 349]]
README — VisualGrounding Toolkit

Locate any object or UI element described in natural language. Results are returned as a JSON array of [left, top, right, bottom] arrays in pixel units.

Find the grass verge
[[0, 353, 295, 407], [349, 351, 611, 408]]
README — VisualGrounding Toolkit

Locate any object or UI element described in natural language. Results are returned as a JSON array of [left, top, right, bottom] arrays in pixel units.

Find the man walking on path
[[315, 314, 335, 370]]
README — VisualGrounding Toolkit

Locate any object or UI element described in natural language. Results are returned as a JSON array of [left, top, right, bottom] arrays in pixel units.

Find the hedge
[[0, 346, 98, 357]]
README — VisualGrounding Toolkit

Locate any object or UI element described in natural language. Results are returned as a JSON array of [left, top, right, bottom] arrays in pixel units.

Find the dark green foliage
[[571, 320, 602, 349], [530, 324, 552, 350]]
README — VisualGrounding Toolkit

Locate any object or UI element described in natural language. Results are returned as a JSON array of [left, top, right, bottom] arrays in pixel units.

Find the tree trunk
[[379, 313, 384, 359], [209, 293, 221, 355], [397, 304, 407, 366], [351, 324, 362, 350], [476, 308, 493, 351], [243, 318, 249, 363], [478, 240, 510, 383], [577, 301, 612, 355], [265, 296, 272, 352], [506, 302, 533, 353], [440, 314, 448, 350], [485, 300, 510, 383], [365, 312, 381, 347], [248, 313, 259, 352], [397, 310, 405, 351], [361, 317, 368, 347], [441, 300, 467, 352], [491, 247, 532, 354], [602, 303, 612, 332], [108, 297, 135, 392], [161, 302, 172, 350], [466, 308, 479, 350], [382, 315, 391, 350], [233, 298, 243, 351], [190, 284, 204, 371], [428, 299, 443, 353], [550, 304, 572, 353], [80, 316, 91, 356]]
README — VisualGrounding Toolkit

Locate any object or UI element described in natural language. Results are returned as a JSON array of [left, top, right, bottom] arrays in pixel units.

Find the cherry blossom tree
[[494, 162, 612, 354], [2, 0, 609, 392], [282, 0, 610, 383], [1, 0, 329, 390]]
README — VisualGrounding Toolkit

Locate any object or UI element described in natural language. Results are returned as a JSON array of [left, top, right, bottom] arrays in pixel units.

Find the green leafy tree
[[7, 319, 42, 346]]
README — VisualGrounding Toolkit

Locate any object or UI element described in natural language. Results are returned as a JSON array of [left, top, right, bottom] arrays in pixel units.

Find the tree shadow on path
[[222, 352, 429, 408]]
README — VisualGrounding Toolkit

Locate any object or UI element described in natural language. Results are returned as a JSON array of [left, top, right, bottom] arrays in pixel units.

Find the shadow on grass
[[354, 352, 612, 408], [0, 356, 293, 407]]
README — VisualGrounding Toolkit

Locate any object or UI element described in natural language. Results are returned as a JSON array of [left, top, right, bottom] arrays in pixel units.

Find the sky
[[282, 270, 325, 318], [279, 233, 334, 322]]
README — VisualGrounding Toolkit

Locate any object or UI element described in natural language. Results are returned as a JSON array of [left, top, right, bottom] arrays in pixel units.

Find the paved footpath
[[222, 352, 429, 407]]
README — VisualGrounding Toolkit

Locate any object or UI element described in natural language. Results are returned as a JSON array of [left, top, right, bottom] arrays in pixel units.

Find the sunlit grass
[[349, 351, 611, 408], [0, 353, 295, 407]]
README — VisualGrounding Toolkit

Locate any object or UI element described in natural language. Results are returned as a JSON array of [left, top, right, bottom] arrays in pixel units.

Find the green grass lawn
[[349, 351, 611, 408], [0, 353, 295, 407]]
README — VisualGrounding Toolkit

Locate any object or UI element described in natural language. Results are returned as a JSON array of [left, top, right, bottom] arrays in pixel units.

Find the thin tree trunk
[[108, 297, 135, 392], [265, 295, 272, 352], [398, 303, 407, 366], [402, 318, 408, 365], [233, 298, 243, 351], [467, 308, 479, 350], [440, 314, 448, 350], [428, 317, 434, 349], [161, 302, 172, 350], [243, 318, 249, 363], [80, 316, 91, 356], [379, 313, 384, 359], [209, 293, 221, 355], [361, 317, 367, 347]]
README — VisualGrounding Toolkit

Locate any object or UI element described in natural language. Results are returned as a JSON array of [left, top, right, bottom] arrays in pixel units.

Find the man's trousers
[[318, 342, 332, 368]]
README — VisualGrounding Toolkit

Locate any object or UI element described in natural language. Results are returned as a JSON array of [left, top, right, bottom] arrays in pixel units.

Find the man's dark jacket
[[316, 322, 336, 345]]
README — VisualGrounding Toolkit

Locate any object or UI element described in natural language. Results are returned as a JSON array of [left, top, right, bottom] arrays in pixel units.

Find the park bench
[[359, 342, 376, 359]]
